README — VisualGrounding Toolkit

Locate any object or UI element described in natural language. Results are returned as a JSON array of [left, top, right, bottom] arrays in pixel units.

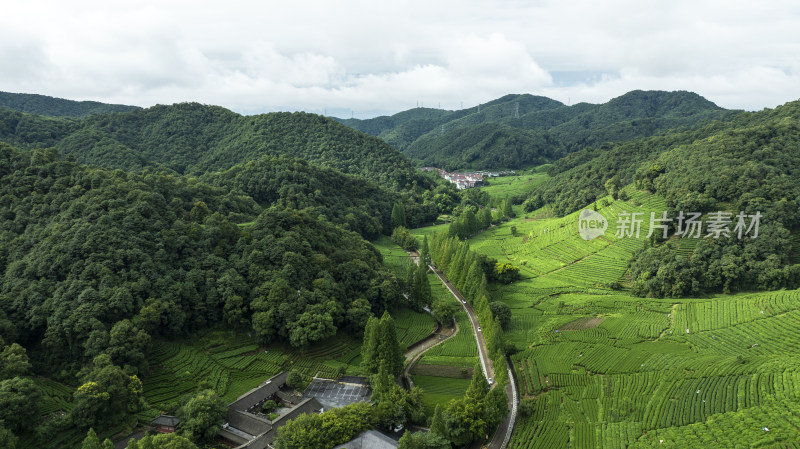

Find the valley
[[0, 89, 798, 449]]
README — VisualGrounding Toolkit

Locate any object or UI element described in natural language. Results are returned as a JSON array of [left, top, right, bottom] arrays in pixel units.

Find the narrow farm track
[[401, 250, 458, 388], [402, 319, 458, 389]]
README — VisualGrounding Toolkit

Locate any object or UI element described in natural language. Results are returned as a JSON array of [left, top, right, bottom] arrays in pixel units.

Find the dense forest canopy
[[0, 103, 428, 191], [203, 155, 439, 239], [0, 95, 463, 447], [337, 90, 737, 170], [0, 143, 405, 376], [0, 101, 452, 237], [0, 91, 139, 117]]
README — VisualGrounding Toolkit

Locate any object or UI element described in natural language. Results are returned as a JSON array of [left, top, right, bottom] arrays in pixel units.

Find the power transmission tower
[[478, 103, 480, 113], [441, 125, 444, 135], [514, 102, 519, 119]]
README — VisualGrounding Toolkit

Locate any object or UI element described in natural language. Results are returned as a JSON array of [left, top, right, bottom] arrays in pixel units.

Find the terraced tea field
[[394, 307, 438, 349], [140, 238, 436, 418], [414, 272, 478, 368], [412, 375, 472, 415], [372, 235, 414, 276], [459, 190, 800, 448], [143, 306, 435, 410], [468, 191, 667, 289], [480, 171, 549, 199]]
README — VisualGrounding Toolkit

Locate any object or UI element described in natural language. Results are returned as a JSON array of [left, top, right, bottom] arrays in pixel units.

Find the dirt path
[[656, 304, 679, 341]]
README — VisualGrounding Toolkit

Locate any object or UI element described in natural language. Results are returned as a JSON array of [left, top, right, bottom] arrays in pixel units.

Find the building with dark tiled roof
[[151, 415, 180, 433], [217, 372, 323, 449], [335, 430, 400, 449]]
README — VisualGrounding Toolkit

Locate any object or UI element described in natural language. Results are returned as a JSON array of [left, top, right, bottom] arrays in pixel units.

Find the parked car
[[488, 377, 494, 385], [477, 326, 482, 331]]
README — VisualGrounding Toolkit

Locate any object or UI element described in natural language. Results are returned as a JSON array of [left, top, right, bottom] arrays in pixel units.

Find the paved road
[[401, 250, 457, 388], [404, 251, 518, 448], [429, 264, 495, 383], [429, 263, 518, 449]]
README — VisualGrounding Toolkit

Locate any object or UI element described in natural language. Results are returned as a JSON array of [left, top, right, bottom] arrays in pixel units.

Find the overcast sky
[[2, 0, 799, 117]]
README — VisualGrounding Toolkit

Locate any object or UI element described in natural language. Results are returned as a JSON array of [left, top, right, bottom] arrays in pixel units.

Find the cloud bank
[[2, 0, 799, 116]]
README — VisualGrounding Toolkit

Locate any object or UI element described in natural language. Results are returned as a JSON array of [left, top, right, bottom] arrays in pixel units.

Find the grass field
[[480, 171, 549, 199], [452, 188, 800, 448]]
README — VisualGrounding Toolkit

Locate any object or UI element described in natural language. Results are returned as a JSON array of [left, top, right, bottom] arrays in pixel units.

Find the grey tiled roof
[[151, 415, 180, 427]]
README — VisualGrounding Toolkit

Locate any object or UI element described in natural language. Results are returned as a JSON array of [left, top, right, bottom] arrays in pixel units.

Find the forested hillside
[[337, 90, 737, 170], [0, 103, 428, 191], [0, 143, 405, 371], [203, 155, 439, 238], [0, 91, 138, 117], [0, 96, 460, 446], [524, 99, 800, 297]]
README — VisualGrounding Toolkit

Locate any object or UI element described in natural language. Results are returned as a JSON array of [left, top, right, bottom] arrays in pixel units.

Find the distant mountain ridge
[[0, 102, 426, 191], [335, 90, 738, 170], [0, 91, 139, 117]]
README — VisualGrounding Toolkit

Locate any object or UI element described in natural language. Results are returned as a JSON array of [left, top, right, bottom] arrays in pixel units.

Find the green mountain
[[525, 99, 800, 297], [0, 143, 403, 366], [0, 103, 427, 191], [0, 91, 138, 117], [336, 90, 736, 170], [204, 155, 408, 239]]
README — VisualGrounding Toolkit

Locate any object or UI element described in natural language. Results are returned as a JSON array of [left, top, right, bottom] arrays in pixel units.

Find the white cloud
[[1, 0, 799, 115]]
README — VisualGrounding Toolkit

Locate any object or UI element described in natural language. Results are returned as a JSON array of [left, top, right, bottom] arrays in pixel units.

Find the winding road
[[427, 260, 518, 448], [404, 250, 518, 448], [429, 264, 495, 383]]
